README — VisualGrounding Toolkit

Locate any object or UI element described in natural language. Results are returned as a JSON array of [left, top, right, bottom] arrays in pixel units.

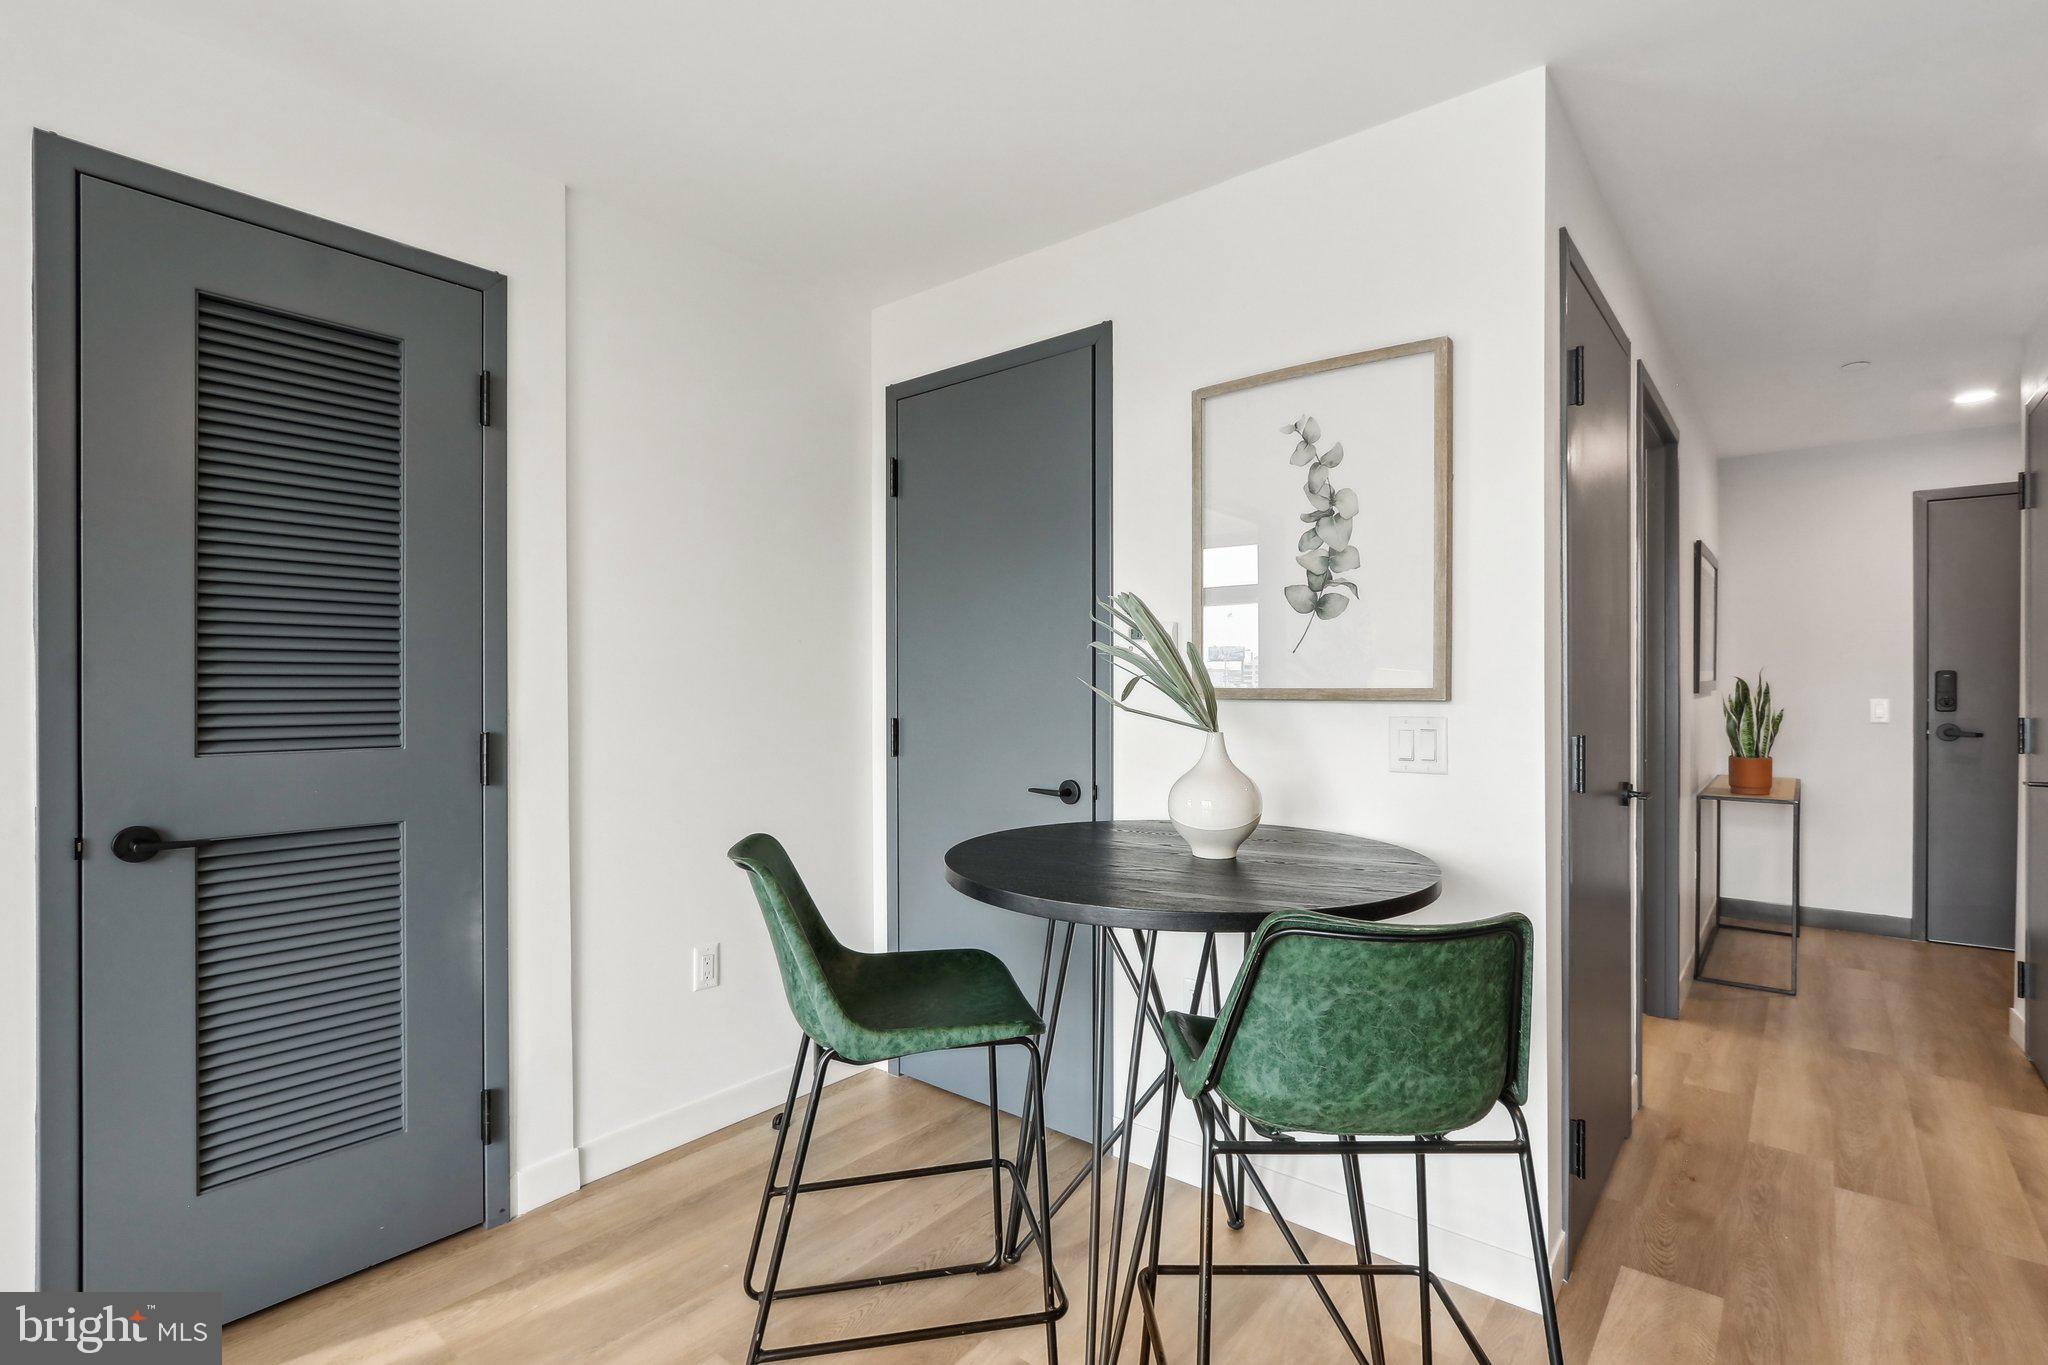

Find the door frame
[[883, 323, 1115, 968], [1636, 364, 1682, 1020], [1911, 479, 2021, 944], [1557, 227, 1635, 1274], [33, 132, 512, 1291]]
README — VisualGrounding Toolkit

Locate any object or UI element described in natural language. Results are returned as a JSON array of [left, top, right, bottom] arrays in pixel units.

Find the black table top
[[943, 819, 1442, 933]]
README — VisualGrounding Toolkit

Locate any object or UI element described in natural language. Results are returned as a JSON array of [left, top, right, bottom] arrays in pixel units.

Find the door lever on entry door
[[1936, 723, 1985, 741], [110, 825, 225, 863], [1619, 782, 1652, 806], [1027, 780, 1084, 805]]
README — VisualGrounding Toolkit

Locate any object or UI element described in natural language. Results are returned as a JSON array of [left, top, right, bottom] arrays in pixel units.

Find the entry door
[[1560, 240, 1635, 1257], [1923, 488, 2019, 948], [79, 177, 489, 1317], [890, 328, 1108, 1137]]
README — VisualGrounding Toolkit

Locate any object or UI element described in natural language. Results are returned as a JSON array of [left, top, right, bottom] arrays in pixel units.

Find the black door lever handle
[[1936, 723, 1985, 741], [1028, 780, 1084, 805], [111, 825, 221, 863], [1619, 782, 1652, 806]]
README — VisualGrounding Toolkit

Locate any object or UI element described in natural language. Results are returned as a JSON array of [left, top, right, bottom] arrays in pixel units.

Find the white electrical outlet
[[1869, 698, 1890, 723], [692, 943, 721, 991]]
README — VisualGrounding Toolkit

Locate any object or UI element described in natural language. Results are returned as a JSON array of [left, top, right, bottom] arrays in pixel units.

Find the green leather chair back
[[1199, 910, 1533, 1138], [728, 833, 862, 1052]]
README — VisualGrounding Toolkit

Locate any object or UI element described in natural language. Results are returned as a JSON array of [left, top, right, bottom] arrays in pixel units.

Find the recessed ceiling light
[[1954, 388, 1999, 406], [1840, 360, 1871, 370]]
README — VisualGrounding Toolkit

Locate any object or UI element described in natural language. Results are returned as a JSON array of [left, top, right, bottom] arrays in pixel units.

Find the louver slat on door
[[196, 296, 402, 755], [195, 825, 405, 1192]]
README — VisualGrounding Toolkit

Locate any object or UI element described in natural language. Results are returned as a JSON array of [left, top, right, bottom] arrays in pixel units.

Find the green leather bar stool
[[1134, 910, 1561, 1365], [728, 834, 1066, 1364]]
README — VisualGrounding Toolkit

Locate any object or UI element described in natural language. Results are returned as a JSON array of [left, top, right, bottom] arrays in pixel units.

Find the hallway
[[220, 927, 2046, 1363]]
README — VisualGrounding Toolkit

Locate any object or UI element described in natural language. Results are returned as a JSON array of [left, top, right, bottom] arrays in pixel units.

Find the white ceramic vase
[[1168, 730, 1262, 859]]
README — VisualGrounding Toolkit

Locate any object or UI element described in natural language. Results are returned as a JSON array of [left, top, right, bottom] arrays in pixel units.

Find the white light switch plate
[[1389, 716, 1449, 774], [1869, 698, 1890, 723]]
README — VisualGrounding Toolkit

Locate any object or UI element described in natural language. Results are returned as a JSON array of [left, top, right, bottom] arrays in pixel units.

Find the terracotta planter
[[1728, 755, 1774, 795]]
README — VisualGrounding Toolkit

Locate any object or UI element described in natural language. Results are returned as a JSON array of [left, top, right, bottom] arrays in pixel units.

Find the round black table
[[942, 819, 1444, 1365]]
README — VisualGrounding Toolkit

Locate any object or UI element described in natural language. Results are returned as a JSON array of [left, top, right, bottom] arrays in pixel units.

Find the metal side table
[[1694, 775, 1801, 995]]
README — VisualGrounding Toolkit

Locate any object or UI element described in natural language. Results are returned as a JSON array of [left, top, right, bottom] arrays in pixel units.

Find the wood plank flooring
[[226, 927, 2048, 1363]]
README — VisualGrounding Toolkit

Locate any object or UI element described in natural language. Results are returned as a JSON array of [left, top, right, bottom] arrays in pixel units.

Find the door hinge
[[479, 732, 494, 786], [888, 457, 900, 498], [1568, 346, 1587, 407], [2021, 961, 2034, 1001], [478, 371, 492, 428], [1570, 1118, 1587, 1179], [481, 1088, 498, 1144], [2023, 717, 2037, 756], [1569, 735, 1588, 793], [889, 717, 900, 758], [2021, 471, 2036, 510]]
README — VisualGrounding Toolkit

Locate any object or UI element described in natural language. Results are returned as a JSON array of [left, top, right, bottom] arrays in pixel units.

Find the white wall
[[873, 70, 1556, 1307], [1544, 81, 1723, 1132], [1714, 426, 2018, 917], [565, 191, 872, 1182]]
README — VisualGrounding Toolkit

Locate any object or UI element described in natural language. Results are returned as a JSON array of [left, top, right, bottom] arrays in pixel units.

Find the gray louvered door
[[78, 176, 486, 1318]]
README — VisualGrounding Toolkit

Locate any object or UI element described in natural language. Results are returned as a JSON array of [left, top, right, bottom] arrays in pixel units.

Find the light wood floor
[[226, 927, 2048, 1363]]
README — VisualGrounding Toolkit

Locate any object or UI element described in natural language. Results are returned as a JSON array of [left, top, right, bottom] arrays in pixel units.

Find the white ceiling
[[99, 0, 2048, 457]]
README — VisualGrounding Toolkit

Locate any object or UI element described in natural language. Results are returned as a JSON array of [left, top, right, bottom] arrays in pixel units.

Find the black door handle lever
[[111, 826, 222, 863], [1619, 782, 1652, 806], [1028, 780, 1084, 805], [1936, 723, 1985, 741]]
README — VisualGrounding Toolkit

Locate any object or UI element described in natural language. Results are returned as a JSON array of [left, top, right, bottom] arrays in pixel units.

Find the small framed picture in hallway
[[1192, 336, 1452, 701], [1695, 539, 1719, 693]]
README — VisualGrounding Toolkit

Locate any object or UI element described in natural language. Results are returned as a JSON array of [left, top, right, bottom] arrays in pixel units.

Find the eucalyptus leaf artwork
[[1192, 337, 1452, 701], [1281, 413, 1361, 651]]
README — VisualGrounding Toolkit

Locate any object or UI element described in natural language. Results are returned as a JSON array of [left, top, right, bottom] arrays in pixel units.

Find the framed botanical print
[[1694, 540, 1719, 694], [1192, 336, 1451, 700]]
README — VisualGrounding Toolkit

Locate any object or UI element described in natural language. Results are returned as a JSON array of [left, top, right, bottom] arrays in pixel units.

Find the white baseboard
[[2013, 1005, 2028, 1053], [513, 1147, 582, 1215], [576, 1060, 863, 1187], [1137, 1121, 1544, 1313]]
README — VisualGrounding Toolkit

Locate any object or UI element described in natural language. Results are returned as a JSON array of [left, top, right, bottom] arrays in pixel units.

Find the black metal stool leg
[[747, 1047, 831, 1365], [1511, 1105, 1564, 1365], [1197, 1111, 1217, 1365], [1341, 1145, 1386, 1365], [1024, 1039, 1062, 1365], [743, 1035, 812, 1300], [1416, 1150, 1433, 1365]]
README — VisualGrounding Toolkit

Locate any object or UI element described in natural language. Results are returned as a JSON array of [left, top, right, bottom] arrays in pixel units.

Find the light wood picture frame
[[1192, 336, 1452, 701]]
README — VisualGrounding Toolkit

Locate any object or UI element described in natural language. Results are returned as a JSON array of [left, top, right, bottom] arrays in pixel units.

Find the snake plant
[[1723, 674, 1785, 757], [1079, 591, 1220, 732]]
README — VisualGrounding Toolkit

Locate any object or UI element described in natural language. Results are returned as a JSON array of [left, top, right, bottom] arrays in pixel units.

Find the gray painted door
[[78, 177, 487, 1318], [2027, 397, 2048, 1080], [1561, 252, 1635, 1256], [892, 335, 1105, 1137], [1924, 490, 2019, 949]]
